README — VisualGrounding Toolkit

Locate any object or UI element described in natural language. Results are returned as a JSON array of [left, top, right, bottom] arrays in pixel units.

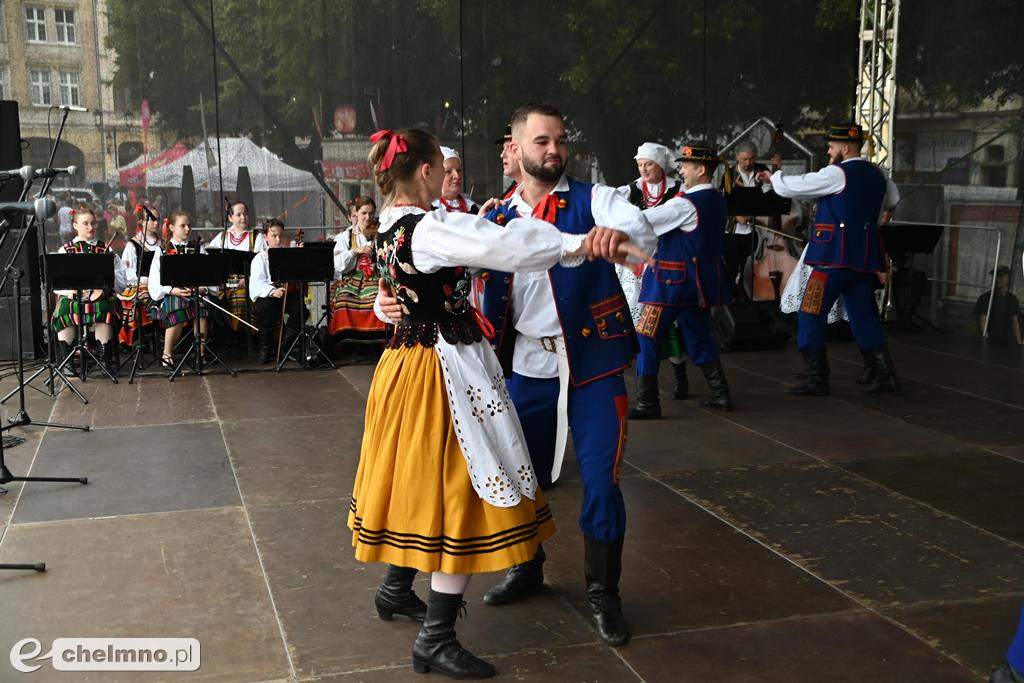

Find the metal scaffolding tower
[[855, 0, 901, 170]]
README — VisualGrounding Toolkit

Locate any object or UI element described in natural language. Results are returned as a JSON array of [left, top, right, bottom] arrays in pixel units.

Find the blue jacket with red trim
[[807, 159, 887, 272], [480, 178, 638, 387], [638, 187, 731, 308]]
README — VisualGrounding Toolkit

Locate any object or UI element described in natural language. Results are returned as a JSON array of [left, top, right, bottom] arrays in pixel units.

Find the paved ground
[[0, 333, 1021, 682]]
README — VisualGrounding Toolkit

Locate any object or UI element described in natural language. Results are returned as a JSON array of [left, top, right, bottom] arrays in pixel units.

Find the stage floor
[[0, 332, 1020, 682]]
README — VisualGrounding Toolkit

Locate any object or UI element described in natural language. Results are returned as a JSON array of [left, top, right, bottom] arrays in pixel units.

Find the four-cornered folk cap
[[825, 123, 865, 142], [677, 143, 724, 165]]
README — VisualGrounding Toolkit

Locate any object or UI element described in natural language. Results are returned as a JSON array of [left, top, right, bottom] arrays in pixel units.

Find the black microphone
[[32, 165, 78, 179], [0, 165, 35, 182], [0, 198, 57, 221]]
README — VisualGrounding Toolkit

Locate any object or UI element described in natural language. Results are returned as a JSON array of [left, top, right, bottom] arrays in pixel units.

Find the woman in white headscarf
[[431, 146, 480, 214]]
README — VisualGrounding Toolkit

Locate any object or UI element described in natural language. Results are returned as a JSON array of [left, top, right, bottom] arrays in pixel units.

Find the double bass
[[749, 123, 801, 302]]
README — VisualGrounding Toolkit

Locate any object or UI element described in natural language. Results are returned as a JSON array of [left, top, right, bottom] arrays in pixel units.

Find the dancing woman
[[349, 128, 644, 679]]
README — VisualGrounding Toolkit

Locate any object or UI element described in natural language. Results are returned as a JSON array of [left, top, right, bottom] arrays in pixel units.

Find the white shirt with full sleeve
[[506, 175, 656, 379], [248, 249, 276, 301], [207, 229, 267, 253], [376, 204, 585, 508], [769, 157, 900, 212], [54, 238, 129, 298], [641, 182, 714, 238], [333, 228, 374, 277], [147, 242, 217, 301], [121, 235, 160, 284]]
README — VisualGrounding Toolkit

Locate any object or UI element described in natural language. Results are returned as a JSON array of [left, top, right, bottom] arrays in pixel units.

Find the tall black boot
[[697, 359, 733, 411], [584, 535, 631, 647], [864, 344, 901, 394], [412, 590, 495, 679], [56, 340, 77, 377], [671, 361, 688, 399], [990, 659, 1024, 683], [98, 341, 118, 377], [375, 565, 427, 622], [483, 545, 545, 606], [855, 347, 878, 385], [259, 330, 274, 364], [628, 375, 661, 419], [786, 348, 830, 396]]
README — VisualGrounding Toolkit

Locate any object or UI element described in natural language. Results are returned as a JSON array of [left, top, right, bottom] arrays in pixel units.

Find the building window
[[55, 7, 75, 44], [30, 69, 52, 106], [0, 67, 8, 100], [58, 70, 80, 107], [25, 6, 46, 43]]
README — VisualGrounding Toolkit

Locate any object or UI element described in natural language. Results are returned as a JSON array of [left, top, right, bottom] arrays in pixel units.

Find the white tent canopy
[[118, 137, 321, 192]]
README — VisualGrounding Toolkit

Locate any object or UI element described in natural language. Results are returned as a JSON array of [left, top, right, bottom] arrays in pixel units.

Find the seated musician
[[147, 211, 214, 370], [118, 204, 162, 347], [249, 219, 307, 364], [208, 200, 265, 335], [52, 206, 128, 375], [328, 196, 386, 347]]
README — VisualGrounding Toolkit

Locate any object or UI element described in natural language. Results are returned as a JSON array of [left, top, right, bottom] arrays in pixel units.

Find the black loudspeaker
[[0, 224, 44, 360], [0, 100, 24, 202], [711, 301, 794, 351]]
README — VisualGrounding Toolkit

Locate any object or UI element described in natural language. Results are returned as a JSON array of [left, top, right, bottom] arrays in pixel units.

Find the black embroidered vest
[[376, 213, 481, 348], [64, 240, 108, 254], [627, 179, 681, 209], [165, 240, 202, 255]]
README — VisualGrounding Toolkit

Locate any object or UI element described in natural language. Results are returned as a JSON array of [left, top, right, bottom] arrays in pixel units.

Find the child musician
[[249, 219, 307, 364], [147, 211, 215, 370], [208, 200, 265, 334], [52, 207, 128, 374], [118, 204, 162, 346]]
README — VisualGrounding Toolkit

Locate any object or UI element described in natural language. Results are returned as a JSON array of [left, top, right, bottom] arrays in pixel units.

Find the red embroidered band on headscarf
[[369, 129, 408, 171]]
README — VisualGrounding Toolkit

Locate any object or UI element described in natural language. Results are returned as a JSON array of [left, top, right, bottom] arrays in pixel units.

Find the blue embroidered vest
[[808, 160, 887, 272], [480, 178, 637, 387], [638, 188, 731, 308]]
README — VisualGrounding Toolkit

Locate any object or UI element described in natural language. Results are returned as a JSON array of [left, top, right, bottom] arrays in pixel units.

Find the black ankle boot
[[412, 590, 495, 679], [55, 340, 77, 377], [864, 344, 901, 394], [375, 565, 426, 622], [629, 375, 661, 419], [483, 545, 545, 606], [259, 332, 274, 364], [671, 361, 688, 399], [698, 358, 733, 411], [584, 535, 631, 647], [855, 347, 877, 385], [786, 348, 830, 396]]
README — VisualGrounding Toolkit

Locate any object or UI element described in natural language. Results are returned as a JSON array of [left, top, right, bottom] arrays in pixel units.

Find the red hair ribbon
[[369, 129, 408, 171]]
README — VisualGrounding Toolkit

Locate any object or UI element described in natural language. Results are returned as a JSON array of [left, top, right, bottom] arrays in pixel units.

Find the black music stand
[[118, 249, 156, 383], [162, 253, 236, 380], [880, 223, 945, 332], [725, 186, 792, 218], [47, 253, 119, 384], [206, 247, 258, 357], [269, 247, 336, 371]]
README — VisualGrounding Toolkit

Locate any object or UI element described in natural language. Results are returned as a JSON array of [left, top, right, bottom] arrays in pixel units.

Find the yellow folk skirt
[[348, 344, 554, 574]]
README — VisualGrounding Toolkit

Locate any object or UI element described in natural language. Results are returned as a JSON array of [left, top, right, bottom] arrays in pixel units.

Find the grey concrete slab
[[222, 412, 363, 506], [13, 422, 239, 523], [48, 374, 215, 428], [664, 461, 1024, 608], [0, 507, 290, 682], [208, 370, 364, 422], [621, 612, 976, 683]]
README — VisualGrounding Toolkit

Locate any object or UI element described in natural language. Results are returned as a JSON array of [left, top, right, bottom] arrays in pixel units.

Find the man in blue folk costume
[[477, 102, 656, 647], [758, 124, 901, 396], [629, 143, 735, 419]]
